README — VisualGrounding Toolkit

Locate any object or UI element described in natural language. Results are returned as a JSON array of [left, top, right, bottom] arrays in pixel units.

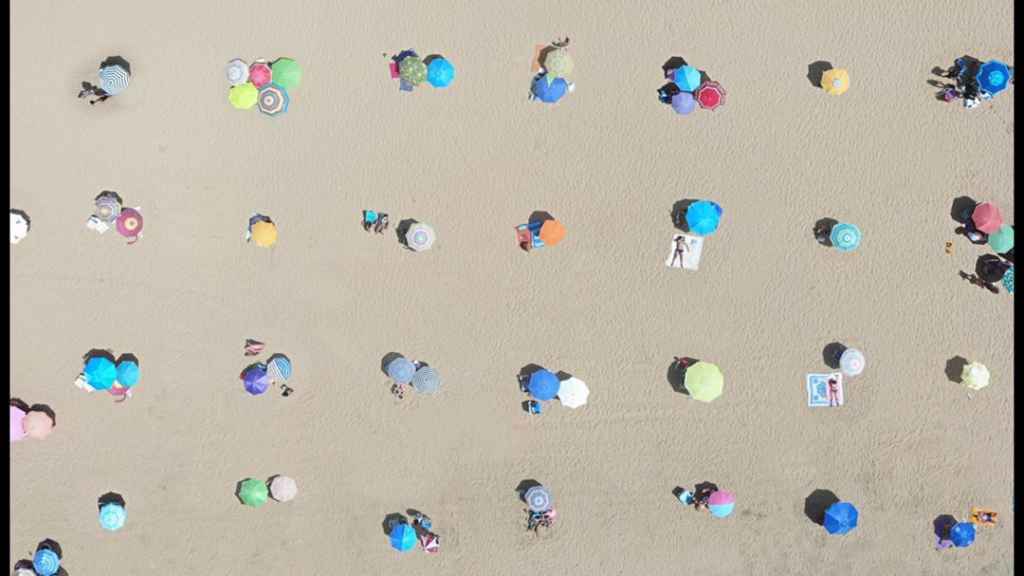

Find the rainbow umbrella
[[823, 501, 858, 535], [830, 222, 861, 252], [85, 356, 117, 391], [527, 369, 559, 401], [258, 83, 289, 117], [390, 523, 417, 551], [707, 490, 735, 518]]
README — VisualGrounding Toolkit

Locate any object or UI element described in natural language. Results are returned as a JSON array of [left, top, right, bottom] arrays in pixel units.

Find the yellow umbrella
[[229, 83, 259, 110], [683, 362, 724, 402], [961, 362, 990, 391], [251, 221, 277, 247], [821, 68, 849, 95]]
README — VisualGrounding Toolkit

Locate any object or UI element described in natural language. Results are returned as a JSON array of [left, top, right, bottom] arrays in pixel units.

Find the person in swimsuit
[[670, 235, 689, 268]]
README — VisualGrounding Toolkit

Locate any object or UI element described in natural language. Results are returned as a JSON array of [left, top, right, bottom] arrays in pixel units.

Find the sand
[[10, 1, 1014, 574]]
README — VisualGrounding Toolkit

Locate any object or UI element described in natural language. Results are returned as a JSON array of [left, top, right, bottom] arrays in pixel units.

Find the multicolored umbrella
[[673, 66, 701, 92], [249, 62, 272, 88], [269, 476, 298, 502], [243, 364, 271, 396], [532, 75, 568, 103], [557, 377, 589, 409], [950, 521, 976, 547], [411, 366, 441, 394], [988, 225, 1014, 253], [671, 91, 696, 115], [267, 354, 292, 383], [33, 548, 60, 576], [386, 357, 416, 384], [972, 202, 1003, 234], [229, 83, 258, 110], [251, 220, 277, 247], [258, 83, 289, 117], [839, 348, 865, 377], [696, 81, 726, 110], [116, 208, 143, 242], [527, 369, 560, 401], [961, 362, 990, 391], [99, 63, 131, 95], [390, 523, 417, 551], [399, 56, 428, 86], [238, 478, 269, 507], [830, 222, 861, 252], [22, 411, 54, 439], [226, 59, 249, 85], [116, 360, 140, 387], [407, 223, 436, 251], [539, 220, 566, 246], [823, 501, 858, 535], [99, 502, 126, 531], [543, 49, 574, 79], [707, 490, 736, 518], [684, 362, 724, 402], [685, 201, 723, 236], [85, 356, 118, 390], [427, 58, 455, 88], [270, 58, 302, 90], [821, 68, 850, 95], [978, 60, 1011, 95], [525, 485, 552, 512], [94, 192, 123, 223], [10, 405, 27, 442], [1003, 267, 1014, 294]]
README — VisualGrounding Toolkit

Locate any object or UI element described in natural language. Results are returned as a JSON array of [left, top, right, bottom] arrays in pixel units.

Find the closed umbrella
[[543, 49, 574, 78], [707, 490, 736, 518], [258, 83, 289, 117], [821, 68, 850, 95], [685, 201, 723, 236], [249, 62, 272, 88], [94, 192, 123, 223], [85, 356, 118, 390], [267, 354, 292, 383], [972, 202, 1003, 234], [539, 220, 566, 246], [270, 58, 302, 90], [390, 523, 417, 551], [671, 91, 696, 115], [1003, 267, 1014, 294], [427, 58, 455, 88], [99, 63, 131, 95], [978, 60, 1011, 96], [243, 364, 270, 396], [10, 210, 29, 244], [238, 478, 269, 507], [251, 220, 277, 247], [557, 377, 589, 408], [527, 369, 560, 401], [961, 362, 990, 391], [10, 405, 27, 442], [683, 362, 723, 402], [406, 223, 436, 251], [33, 548, 61, 576], [99, 503, 126, 531], [115, 208, 144, 242], [269, 476, 298, 502], [673, 66, 701, 92], [532, 75, 568, 103], [386, 357, 416, 384], [839, 348, 865, 377], [988, 225, 1014, 253], [525, 485, 552, 512], [830, 222, 861, 252], [399, 56, 428, 86], [23, 411, 54, 439], [823, 501, 858, 535], [226, 59, 249, 85], [696, 81, 726, 110], [411, 366, 441, 394], [950, 521, 976, 547], [229, 83, 259, 110]]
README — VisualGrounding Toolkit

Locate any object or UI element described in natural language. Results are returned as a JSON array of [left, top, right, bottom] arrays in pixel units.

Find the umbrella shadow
[[662, 56, 688, 78], [383, 512, 408, 535], [83, 349, 116, 363], [239, 362, 266, 380], [555, 370, 572, 381], [671, 200, 698, 232], [807, 61, 832, 88], [10, 397, 30, 412], [934, 514, 957, 538], [945, 356, 968, 383], [813, 218, 838, 247], [423, 54, 444, 66], [976, 254, 1009, 283], [396, 219, 418, 249], [822, 343, 846, 369], [100, 55, 131, 75], [28, 404, 56, 426], [537, 45, 560, 71], [517, 364, 546, 392], [950, 196, 978, 224], [381, 352, 405, 376], [98, 491, 126, 510], [515, 479, 543, 503], [95, 190, 123, 205], [804, 489, 839, 525], [666, 358, 693, 395], [657, 81, 681, 104]]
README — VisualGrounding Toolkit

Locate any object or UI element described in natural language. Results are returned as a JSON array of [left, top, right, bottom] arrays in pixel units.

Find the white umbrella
[[839, 348, 865, 377], [557, 377, 589, 409], [10, 210, 29, 244], [269, 475, 298, 502], [961, 362, 990, 391], [524, 485, 551, 512], [226, 58, 249, 85], [406, 223, 435, 252]]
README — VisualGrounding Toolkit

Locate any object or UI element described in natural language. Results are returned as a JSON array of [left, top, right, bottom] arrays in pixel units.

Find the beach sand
[[10, 1, 1014, 574]]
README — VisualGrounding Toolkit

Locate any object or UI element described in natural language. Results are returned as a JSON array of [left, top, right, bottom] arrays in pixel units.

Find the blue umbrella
[[527, 369, 560, 401], [685, 200, 723, 236], [673, 66, 701, 92], [823, 501, 858, 535], [99, 503, 127, 531], [411, 366, 441, 394], [243, 364, 270, 396], [950, 522, 976, 547], [390, 523, 417, 551], [1003, 267, 1014, 294], [427, 58, 455, 88], [267, 354, 292, 382], [532, 75, 568, 104], [978, 60, 1011, 95], [33, 548, 60, 576], [85, 356, 117, 391], [830, 222, 862, 252], [116, 360, 139, 387], [386, 357, 416, 384]]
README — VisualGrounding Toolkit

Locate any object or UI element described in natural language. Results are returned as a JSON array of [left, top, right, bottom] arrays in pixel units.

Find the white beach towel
[[665, 234, 703, 270]]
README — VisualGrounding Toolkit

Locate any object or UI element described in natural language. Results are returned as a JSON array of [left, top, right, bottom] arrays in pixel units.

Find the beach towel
[[665, 234, 703, 270], [807, 372, 843, 407]]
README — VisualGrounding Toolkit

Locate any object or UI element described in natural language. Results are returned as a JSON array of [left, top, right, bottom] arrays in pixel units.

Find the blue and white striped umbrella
[[99, 64, 131, 95]]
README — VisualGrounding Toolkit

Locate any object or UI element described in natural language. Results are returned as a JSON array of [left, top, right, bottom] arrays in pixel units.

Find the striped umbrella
[[525, 485, 552, 512], [707, 490, 736, 518], [33, 549, 60, 576], [94, 192, 122, 223], [258, 83, 289, 117], [411, 366, 441, 394], [839, 348, 865, 377], [1003, 267, 1014, 294], [386, 357, 415, 384], [99, 64, 130, 95], [267, 354, 292, 382]]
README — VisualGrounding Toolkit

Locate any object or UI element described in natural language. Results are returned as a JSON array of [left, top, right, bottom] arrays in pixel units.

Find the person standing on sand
[[827, 377, 840, 406], [670, 235, 689, 267]]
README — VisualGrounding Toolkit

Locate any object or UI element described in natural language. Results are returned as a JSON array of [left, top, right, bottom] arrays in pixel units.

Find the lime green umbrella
[[399, 57, 427, 86], [238, 478, 269, 507], [684, 362, 724, 402], [229, 83, 258, 110], [271, 58, 302, 91], [988, 225, 1014, 254], [543, 48, 574, 79]]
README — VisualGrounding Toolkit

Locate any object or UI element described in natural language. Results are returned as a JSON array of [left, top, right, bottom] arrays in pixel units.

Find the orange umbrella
[[539, 220, 566, 246]]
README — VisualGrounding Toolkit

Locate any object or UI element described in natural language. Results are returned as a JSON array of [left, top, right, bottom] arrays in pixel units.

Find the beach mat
[[807, 372, 844, 407], [665, 234, 703, 270]]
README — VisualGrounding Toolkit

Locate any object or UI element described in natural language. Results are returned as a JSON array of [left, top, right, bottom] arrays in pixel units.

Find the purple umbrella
[[671, 91, 696, 115], [242, 364, 270, 396]]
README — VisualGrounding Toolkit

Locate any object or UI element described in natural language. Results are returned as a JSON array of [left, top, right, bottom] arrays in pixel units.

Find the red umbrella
[[249, 62, 272, 88], [696, 81, 726, 111], [972, 202, 1003, 234]]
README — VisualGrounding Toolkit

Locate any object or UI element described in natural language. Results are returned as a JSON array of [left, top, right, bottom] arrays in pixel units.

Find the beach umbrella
[[10, 405, 27, 442], [249, 62, 272, 88], [14, 567, 35, 576], [671, 91, 696, 115], [411, 366, 441, 394], [269, 476, 298, 502], [10, 211, 29, 244], [685, 201, 723, 236], [539, 220, 566, 246], [33, 548, 60, 576], [390, 523, 417, 551], [527, 369, 560, 401], [525, 485, 552, 512], [243, 364, 271, 396], [543, 49, 574, 79], [85, 356, 117, 390], [673, 66, 701, 92], [557, 377, 589, 408], [839, 348, 865, 377], [386, 357, 416, 384], [271, 58, 302, 90], [99, 502, 126, 531], [406, 223, 436, 251], [258, 83, 289, 117], [821, 68, 849, 95], [961, 362, 990, 391], [988, 225, 1014, 253], [1003, 267, 1014, 294], [696, 81, 726, 110], [950, 521, 976, 547], [684, 362, 724, 402], [94, 192, 122, 223], [427, 58, 455, 88], [707, 490, 736, 518], [23, 411, 54, 439], [251, 220, 277, 247], [267, 354, 292, 383], [226, 58, 249, 85], [399, 56, 428, 86], [971, 202, 1003, 234], [229, 83, 259, 110], [830, 222, 861, 252], [978, 60, 1011, 96], [115, 208, 143, 242], [823, 501, 858, 535], [238, 478, 269, 507], [98, 63, 130, 95], [532, 75, 568, 103], [116, 360, 139, 387]]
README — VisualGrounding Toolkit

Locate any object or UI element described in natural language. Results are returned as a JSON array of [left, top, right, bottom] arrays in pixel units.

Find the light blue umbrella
[[390, 523, 417, 551], [99, 503, 126, 531], [386, 357, 416, 384], [427, 58, 455, 88], [85, 356, 117, 391], [830, 223, 862, 252], [823, 501, 858, 535], [116, 360, 139, 387], [978, 60, 1011, 96], [527, 369, 559, 401], [673, 66, 701, 92], [98, 64, 130, 95], [1003, 267, 1014, 294], [532, 75, 568, 104], [33, 549, 60, 576], [267, 354, 292, 382], [411, 366, 441, 394], [685, 200, 723, 236]]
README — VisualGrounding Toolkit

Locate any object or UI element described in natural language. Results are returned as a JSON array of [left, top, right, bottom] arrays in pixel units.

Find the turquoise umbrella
[[390, 523, 417, 551], [830, 223, 862, 252], [1003, 267, 1014, 294], [685, 200, 723, 236], [673, 66, 701, 91], [85, 356, 117, 390], [99, 503, 126, 531], [427, 58, 455, 88], [116, 360, 139, 387], [988, 225, 1014, 253]]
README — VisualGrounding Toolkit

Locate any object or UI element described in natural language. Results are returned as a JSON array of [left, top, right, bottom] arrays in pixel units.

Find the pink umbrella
[[116, 208, 143, 243], [707, 489, 735, 518], [22, 411, 53, 440], [972, 202, 1003, 234], [249, 62, 272, 88], [10, 405, 27, 442], [696, 81, 726, 111]]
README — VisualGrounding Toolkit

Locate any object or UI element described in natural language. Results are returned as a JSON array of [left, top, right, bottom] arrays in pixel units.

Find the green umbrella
[[229, 83, 258, 110], [988, 225, 1014, 254], [399, 57, 427, 86], [238, 478, 269, 507], [543, 48, 574, 79], [271, 58, 302, 91], [683, 362, 724, 402]]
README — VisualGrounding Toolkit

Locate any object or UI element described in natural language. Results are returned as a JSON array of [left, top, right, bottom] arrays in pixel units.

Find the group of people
[[952, 198, 1014, 294], [932, 55, 1014, 108]]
